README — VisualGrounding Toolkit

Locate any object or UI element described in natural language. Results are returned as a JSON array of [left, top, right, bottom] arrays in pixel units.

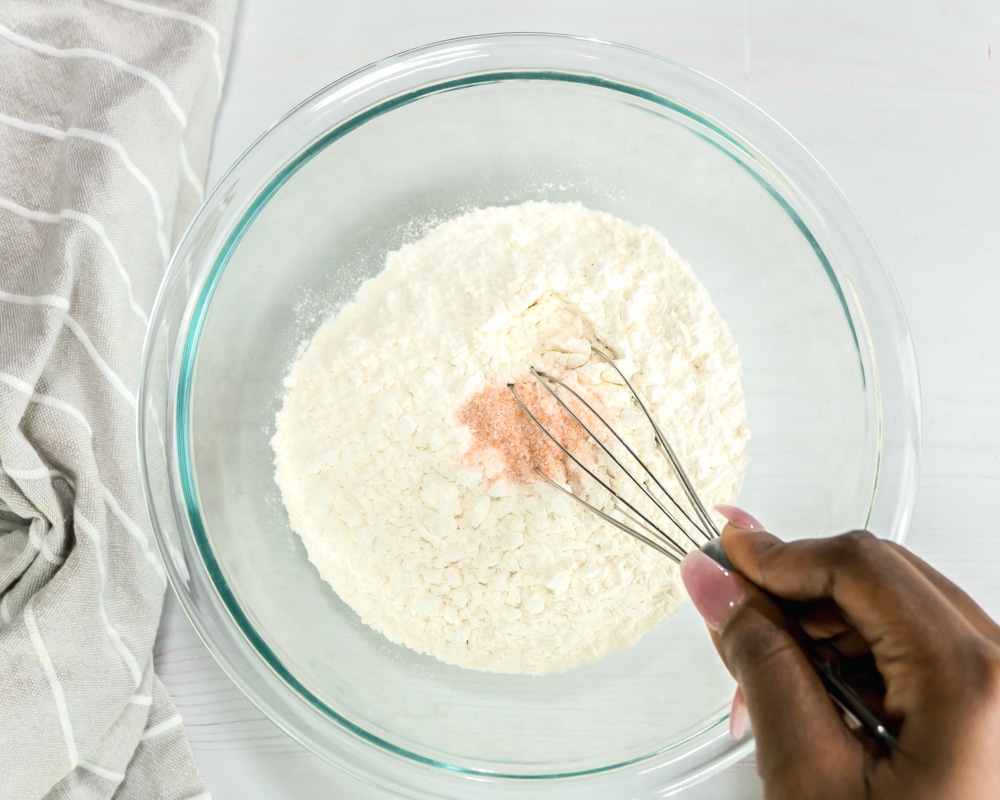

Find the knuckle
[[840, 528, 879, 550], [882, 539, 908, 556], [966, 642, 1000, 698], [829, 529, 881, 567]]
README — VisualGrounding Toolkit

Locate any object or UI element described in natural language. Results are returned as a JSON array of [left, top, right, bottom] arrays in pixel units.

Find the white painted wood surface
[[155, 1, 1000, 797]]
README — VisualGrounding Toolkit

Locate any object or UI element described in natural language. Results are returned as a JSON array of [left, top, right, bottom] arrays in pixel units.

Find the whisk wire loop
[[507, 347, 721, 561], [530, 366, 708, 549], [532, 470, 686, 562], [506, 381, 691, 561], [590, 347, 720, 539]]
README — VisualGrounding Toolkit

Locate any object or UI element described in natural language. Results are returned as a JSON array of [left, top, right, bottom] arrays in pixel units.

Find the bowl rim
[[138, 31, 921, 800]]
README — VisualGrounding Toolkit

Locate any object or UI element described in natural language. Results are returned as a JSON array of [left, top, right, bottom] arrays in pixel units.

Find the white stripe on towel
[[79, 760, 125, 784], [76, 513, 145, 688], [59, 210, 149, 325], [24, 596, 79, 769], [63, 316, 137, 410], [128, 693, 152, 706], [3, 465, 51, 480], [0, 288, 69, 312], [0, 372, 93, 436], [26, 524, 65, 565], [98, 0, 224, 92], [141, 714, 183, 740], [178, 141, 204, 202], [101, 487, 167, 587]]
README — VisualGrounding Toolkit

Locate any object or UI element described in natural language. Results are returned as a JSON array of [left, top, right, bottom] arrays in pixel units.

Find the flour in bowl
[[271, 201, 749, 674]]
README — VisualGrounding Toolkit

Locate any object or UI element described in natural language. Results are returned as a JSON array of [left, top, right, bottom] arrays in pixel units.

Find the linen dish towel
[[0, 1, 237, 797]]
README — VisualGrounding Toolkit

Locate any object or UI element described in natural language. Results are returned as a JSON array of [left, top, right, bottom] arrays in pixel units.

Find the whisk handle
[[699, 537, 734, 570], [697, 537, 898, 753]]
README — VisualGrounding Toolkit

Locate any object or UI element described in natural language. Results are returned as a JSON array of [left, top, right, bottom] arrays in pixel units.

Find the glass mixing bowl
[[138, 34, 920, 798]]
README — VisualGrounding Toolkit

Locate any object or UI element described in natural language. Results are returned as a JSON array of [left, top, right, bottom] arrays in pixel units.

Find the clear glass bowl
[[138, 34, 920, 798]]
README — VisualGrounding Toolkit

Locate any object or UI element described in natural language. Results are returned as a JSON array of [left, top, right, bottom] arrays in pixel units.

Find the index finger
[[722, 527, 973, 710], [723, 528, 963, 638]]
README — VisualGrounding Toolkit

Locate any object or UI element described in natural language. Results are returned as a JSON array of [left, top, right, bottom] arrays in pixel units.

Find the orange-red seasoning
[[456, 378, 596, 485]]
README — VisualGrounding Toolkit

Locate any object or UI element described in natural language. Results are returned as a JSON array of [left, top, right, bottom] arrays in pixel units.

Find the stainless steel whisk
[[507, 346, 728, 566], [508, 345, 899, 753]]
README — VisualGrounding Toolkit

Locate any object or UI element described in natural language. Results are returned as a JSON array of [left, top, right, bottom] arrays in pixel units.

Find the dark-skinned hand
[[680, 507, 1000, 800]]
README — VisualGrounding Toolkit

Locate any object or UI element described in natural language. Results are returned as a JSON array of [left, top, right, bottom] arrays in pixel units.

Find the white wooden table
[[155, 1, 1000, 797]]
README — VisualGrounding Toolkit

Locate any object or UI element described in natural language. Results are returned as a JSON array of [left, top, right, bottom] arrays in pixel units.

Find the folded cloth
[[0, 2, 236, 797]]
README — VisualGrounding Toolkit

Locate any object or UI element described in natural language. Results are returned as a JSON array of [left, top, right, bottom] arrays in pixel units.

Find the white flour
[[272, 202, 749, 674]]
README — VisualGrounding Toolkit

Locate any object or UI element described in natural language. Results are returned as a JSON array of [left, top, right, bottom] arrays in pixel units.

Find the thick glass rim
[[138, 32, 921, 799]]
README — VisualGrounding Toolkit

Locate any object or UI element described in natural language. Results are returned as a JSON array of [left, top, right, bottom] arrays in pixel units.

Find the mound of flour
[[271, 202, 749, 674]]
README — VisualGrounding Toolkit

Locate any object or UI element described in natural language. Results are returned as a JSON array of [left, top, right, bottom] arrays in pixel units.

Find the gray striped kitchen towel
[[0, 1, 236, 797]]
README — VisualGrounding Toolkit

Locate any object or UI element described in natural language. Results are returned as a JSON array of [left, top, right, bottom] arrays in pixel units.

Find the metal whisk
[[508, 345, 899, 753], [507, 345, 728, 566]]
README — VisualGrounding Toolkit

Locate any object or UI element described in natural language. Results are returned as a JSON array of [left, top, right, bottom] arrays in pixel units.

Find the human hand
[[680, 509, 1000, 800]]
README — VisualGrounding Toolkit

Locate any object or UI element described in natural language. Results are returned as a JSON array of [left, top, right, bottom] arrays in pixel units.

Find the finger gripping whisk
[[507, 345, 727, 565]]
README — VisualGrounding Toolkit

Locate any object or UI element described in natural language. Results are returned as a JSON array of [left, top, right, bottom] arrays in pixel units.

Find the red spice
[[457, 377, 597, 485]]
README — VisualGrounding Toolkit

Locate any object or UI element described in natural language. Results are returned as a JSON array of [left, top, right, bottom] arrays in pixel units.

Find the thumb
[[680, 547, 863, 790]]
